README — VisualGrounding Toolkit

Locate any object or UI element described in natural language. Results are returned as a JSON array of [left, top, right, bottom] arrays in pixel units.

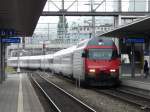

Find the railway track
[[95, 88, 150, 111], [30, 73, 96, 112], [53, 74, 150, 111], [32, 71, 150, 111]]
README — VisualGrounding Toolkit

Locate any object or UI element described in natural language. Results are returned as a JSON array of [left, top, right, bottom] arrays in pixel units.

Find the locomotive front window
[[88, 49, 117, 60]]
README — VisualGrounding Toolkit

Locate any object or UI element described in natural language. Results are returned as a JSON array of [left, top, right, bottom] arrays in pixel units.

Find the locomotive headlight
[[110, 69, 116, 72], [89, 69, 96, 73], [88, 69, 96, 77], [110, 69, 118, 77]]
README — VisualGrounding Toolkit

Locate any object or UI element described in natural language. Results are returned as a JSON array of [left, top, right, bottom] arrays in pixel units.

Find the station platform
[[121, 76, 150, 91], [0, 73, 44, 112]]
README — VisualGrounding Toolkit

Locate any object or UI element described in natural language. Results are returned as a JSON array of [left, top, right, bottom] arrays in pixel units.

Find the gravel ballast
[[43, 73, 143, 112]]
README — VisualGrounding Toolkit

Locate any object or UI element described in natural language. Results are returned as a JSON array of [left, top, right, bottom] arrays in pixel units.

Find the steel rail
[[95, 88, 150, 110], [116, 88, 150, 101], [39, 74, 97, 112], [30, 74, 61, 112]]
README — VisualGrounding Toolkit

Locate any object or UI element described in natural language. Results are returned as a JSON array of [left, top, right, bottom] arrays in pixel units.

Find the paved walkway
[[121, 75, 150, 91], [0, 73, 44, 112]]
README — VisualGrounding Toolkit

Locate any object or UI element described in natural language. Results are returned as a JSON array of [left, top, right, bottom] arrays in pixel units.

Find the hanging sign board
[[126, 38, 144, 43], [0, 29, 15, 36], [1, 37, 20, 43]]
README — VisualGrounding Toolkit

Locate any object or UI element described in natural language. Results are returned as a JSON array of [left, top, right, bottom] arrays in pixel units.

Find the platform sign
[[0, 29, 15, 36], [126, 38, 144, 43], [1, 37, 20, 43], [144, 50, 150, 56]]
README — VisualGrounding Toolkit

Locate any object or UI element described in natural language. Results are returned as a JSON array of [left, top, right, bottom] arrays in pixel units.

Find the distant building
[[69, 23, 113, 40]]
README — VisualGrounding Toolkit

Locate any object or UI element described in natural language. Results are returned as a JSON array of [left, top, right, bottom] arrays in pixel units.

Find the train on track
[[8, 37, 121, 86]]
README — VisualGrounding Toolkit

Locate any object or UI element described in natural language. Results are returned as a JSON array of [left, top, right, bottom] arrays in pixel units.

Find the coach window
[[48, 59, 53, 63]]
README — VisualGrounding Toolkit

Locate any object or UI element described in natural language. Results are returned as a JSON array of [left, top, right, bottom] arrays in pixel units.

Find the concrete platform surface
[[121, 76, 150, 91], [0, 73, 44, 112]]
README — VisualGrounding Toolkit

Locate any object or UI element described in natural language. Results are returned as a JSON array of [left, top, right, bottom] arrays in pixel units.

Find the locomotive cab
[[83, 38, 121, 86]]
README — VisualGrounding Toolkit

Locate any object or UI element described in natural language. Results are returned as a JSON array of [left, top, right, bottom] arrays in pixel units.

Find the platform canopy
[[0, 0, 47, 36], [98, 16, 150, 38]]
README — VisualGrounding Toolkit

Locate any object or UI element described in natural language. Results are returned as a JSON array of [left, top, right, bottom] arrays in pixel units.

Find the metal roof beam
[[42, 11, 150, 16]]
